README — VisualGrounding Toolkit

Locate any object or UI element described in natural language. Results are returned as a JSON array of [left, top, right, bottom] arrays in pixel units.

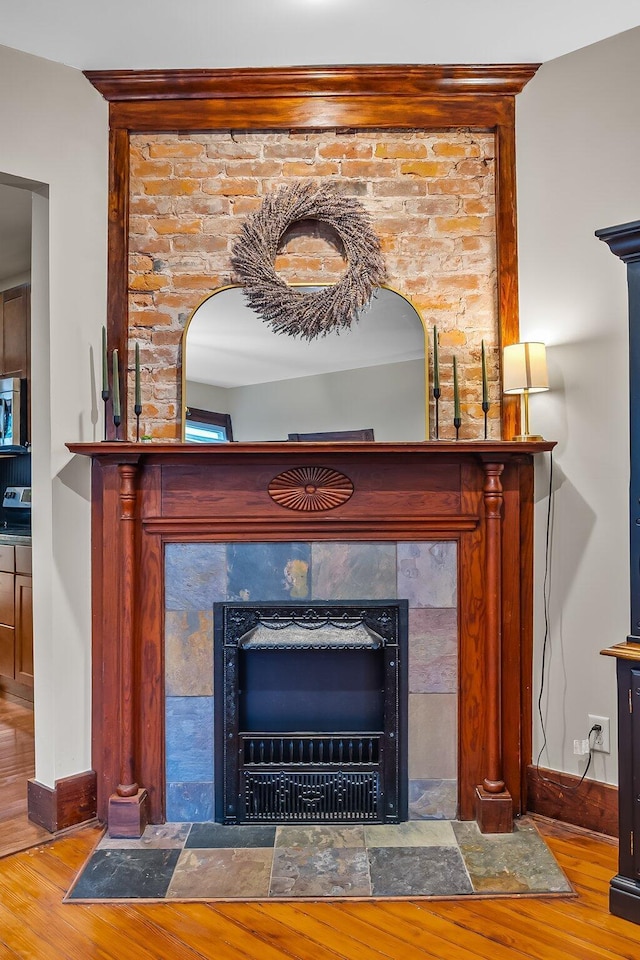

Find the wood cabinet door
[[1, 285, 29, 378], [0, 570, 15, 626], [15, 575, 32, 687], [0, 624, 14, 679]]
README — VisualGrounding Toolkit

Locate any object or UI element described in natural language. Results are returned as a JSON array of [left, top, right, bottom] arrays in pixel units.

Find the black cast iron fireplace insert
[[214, 601, 408, 824]]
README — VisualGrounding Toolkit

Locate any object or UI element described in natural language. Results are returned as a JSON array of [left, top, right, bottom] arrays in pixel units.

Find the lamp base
[[512, 433, 545, 442]]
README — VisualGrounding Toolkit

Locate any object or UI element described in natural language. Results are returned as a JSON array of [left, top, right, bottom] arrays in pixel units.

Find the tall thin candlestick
[[102, 326, 108, 394], [101, 326, 110, 441], [135, 342, 141, 408], [481, 339, 490, 440], [134, 342, 142, 441], [481, 340, 488, 405], [433, 325, 440, 392], [432, 326, 441, 440], [112, 348, 121, 435], [453, 354, 461, 440]]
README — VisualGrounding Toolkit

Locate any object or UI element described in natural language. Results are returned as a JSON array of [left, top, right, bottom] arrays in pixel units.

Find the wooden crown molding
[[84, 63, 540, 102]]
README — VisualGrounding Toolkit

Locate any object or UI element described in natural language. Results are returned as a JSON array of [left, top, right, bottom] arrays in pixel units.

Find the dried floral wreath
[[230, 181, 387, 340]]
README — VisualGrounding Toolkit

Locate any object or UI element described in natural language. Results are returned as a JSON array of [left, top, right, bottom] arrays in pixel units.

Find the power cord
[[534, 451, 601, 792]]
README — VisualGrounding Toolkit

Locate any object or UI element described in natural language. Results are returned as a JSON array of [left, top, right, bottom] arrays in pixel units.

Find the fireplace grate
[[243, 770, 380, 822], [215, 601, 408, 824], [242, 734, 381, 767]]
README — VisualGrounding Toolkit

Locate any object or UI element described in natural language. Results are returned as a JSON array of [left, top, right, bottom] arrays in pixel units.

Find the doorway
[[0, 172, 45, 852]]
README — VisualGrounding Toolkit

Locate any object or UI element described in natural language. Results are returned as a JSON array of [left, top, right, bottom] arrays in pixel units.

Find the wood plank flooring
[[0, 696, 636, 958], [0, 819, 634, 959], [0, 695, 51, 858]]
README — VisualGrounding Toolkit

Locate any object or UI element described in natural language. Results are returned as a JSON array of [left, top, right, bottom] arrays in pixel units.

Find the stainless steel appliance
[[2, 485, 31, 528], [0, 378, 27, 452]]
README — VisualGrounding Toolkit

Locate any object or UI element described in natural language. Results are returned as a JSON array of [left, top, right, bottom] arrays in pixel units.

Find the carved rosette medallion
[[268, 466, 354, 512]]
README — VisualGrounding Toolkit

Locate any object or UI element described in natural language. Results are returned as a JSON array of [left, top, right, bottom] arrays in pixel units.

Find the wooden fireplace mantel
[[68, 439, 554, 835]]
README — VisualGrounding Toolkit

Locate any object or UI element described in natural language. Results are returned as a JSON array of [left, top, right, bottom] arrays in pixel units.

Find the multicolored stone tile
[[165, 609, 214, 697], [99, 823, 190, 850], [408, 607, 457, 693], [408, 693, 457, 780], [270, 846, 372, 897], [168, 847, 273, 899], [275, 825, 365, 849], [311, 542, 397, 600], [453, 819, 572, 894], [368, 846, 472, 897], [165, 696, 214, 782], [165, 783, 214, 823], [227, 542, 311, 601], [397, 542, 457, 608], [186, 823, 276, 849], [364, 820, 457, 848], [408, 779, 458, 820], [67, 848, 181, 900], [165, 543, 227, 610]]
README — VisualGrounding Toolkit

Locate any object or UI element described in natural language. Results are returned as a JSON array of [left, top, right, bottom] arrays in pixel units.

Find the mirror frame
[[87, 64, 539, 440], [180, 282, 430, 442]]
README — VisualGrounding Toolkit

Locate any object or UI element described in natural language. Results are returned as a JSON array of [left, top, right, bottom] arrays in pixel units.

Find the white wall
[[0, 44, 108, 786], [187, 357, 426, 442], [517, 27, 640, 783]]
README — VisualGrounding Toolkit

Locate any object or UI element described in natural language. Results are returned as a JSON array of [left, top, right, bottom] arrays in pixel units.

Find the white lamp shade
[[503, 342, 549, 395]]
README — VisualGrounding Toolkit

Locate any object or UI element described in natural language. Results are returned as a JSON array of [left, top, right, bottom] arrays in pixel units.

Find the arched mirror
[[182, 284, 428, 442]]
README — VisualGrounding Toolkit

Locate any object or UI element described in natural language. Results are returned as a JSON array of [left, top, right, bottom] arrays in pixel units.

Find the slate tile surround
[[165, 540, 459, 822], [67, 819, 573, 902]]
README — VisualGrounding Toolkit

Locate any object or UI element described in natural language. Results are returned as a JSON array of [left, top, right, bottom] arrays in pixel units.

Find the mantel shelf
[[67, 439, 556, 460]]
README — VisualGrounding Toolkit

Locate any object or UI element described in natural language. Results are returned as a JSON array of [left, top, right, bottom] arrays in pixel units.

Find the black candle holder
[[482, 399, 490, 440], [433, 387, 441, 440], [102, 390, 110, 441], [454, 416, 461, 441], [113, 414, 121, 441], [134, 404, 142, 442]]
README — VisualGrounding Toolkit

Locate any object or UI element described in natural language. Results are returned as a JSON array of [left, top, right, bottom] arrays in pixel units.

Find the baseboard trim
[[526, 764, 618, 838], [27, 770, 97, 833]]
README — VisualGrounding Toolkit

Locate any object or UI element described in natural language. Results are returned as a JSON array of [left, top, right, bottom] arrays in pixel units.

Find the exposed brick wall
[[128, 129, 499, 440]]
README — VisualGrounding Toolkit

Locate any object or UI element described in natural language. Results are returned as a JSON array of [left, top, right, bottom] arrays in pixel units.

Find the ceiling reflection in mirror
[[183, 285, 427, 442]]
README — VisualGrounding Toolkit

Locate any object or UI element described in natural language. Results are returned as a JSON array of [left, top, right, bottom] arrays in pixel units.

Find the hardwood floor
[[0, 819, 634, 959], [0, 697, 635, 957], [0, 695, 51, 858]]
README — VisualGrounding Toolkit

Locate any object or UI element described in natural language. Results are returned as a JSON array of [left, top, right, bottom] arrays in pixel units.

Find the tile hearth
[[66, 819, 572, 902]]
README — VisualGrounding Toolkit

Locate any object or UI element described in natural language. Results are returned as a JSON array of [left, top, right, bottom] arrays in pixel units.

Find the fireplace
[[214, 601, 408, 824], [68, 440, 553, 837]]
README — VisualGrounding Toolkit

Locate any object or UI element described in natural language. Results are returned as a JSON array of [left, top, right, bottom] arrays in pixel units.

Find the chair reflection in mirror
[[287, 429, 374, 441]]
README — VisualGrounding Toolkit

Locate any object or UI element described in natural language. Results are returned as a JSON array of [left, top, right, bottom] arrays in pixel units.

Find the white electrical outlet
[[588, 715, 610, 753]]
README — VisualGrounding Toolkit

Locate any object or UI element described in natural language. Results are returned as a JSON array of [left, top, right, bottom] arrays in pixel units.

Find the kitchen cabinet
[[0, 542, 33, 692], [0, 284, 30, 379]]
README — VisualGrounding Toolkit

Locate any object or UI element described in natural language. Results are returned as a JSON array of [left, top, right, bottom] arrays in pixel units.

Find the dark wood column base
[[475, 784, 513, 833], [610, 875, 640, 924], [108, 788, 149, 838]]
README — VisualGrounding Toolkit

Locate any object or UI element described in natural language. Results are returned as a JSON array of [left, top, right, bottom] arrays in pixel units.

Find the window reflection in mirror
[[182, 285, 428, 442], [184, 406, 233, 443]]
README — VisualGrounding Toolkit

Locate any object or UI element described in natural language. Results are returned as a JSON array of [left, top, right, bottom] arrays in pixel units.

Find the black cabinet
[[602, 652, 640, 923], [598, 219, 640, 923]]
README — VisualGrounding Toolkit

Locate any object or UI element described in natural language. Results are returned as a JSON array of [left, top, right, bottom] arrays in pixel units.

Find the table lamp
[[503, 342, 549, 441]]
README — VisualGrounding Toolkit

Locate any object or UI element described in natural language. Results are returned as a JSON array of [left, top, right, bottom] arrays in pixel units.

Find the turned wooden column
[[107, 462, 149, 837], [476, 459, 513, 832]]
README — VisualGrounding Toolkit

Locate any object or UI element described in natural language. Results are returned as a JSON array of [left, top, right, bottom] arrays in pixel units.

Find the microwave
[[0, 378, 27, 451]]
